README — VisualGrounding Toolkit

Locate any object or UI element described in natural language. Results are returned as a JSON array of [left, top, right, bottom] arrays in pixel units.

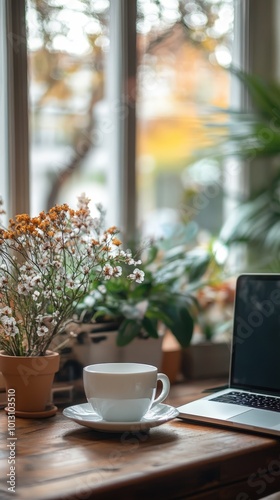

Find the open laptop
[[178, 274, 280, 437]]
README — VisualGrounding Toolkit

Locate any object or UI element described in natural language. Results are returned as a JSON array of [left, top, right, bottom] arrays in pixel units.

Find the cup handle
[[151, 373, 170, 408]]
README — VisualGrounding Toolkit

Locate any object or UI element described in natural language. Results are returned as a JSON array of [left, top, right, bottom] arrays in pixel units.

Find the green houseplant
[[74, 222, 211, 356], [184, 67, 280, 271], [176, 69, 280, 378], [209, 68, 280, 268]]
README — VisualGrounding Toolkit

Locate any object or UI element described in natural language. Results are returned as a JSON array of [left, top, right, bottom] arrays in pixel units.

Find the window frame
[[5, 0, 137, 239], [4, 0, 276, 235], [0, 1, 8, 214], [107, 0, 137, 242], [226, 0, 278, 210], [5, 0, 30, 218]]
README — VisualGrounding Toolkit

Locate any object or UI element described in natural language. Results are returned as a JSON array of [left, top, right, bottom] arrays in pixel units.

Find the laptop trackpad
[[229, 409, 280, 428], [178, 400, 249, 419]]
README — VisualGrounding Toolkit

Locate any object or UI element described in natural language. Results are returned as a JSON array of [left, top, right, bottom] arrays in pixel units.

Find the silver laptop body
[[178, 274, 280, 437]]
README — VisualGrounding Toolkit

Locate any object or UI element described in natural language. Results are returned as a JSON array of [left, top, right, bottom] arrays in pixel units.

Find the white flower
[[52, 260, 62, 269], [0, 306, 12, 316], [42, 241, 51, 251], [113, 266, 122, 277], [0, 276, 8, 288], [8, 324, 19, 337], [31, 275, 42, 287], [0, 316, 19, 337], [32, 291, 40, 301], [1, 315, 11, 326], [17, 282, 33, 295], [77, 192, 91, 209], [66, 278, 76, 289], [103, 264, 113, 280], [37, 325, 49, 337], [128, 268, 145, 283]]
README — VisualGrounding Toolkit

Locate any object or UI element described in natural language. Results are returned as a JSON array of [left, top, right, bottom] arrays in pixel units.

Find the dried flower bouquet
[[0, 194, 143, 356]]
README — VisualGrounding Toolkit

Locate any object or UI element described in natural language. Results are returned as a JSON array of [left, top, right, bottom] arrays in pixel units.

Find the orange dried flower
[[107, 226, 117, 234], [112, 237, 122, 246]]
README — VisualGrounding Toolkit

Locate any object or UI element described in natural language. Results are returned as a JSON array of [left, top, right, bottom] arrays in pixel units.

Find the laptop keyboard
[[211, 391, 280, 413]]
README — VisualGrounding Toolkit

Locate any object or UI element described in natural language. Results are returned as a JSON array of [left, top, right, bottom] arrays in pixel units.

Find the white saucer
[[63, 402, 179, 433]]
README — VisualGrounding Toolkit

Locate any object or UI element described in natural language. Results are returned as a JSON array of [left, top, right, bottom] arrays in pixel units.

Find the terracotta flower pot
[[0, 350, 60, 418]]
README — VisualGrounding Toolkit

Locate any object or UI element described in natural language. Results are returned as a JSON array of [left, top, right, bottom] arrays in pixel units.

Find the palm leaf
[[196, 69, 280, 259]]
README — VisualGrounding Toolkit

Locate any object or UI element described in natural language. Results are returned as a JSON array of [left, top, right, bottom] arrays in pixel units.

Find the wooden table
[[1, 379, 280, 500]]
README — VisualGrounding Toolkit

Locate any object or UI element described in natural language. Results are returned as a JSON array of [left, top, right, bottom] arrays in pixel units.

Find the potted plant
[[193, 68, 280, 270], [0, 193, 142, 417], [71, 222, 211, 373], [181, 277, 234, 379], [178, 70, 280, 379]]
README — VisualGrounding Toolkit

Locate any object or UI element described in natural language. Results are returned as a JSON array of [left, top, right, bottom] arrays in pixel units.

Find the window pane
[[26, 0, 234, 239], [136, 0, 234, 238], [26, 0, 110, 215]]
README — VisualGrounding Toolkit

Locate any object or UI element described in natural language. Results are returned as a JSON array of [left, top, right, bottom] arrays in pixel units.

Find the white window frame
[[225, 0, 278, 217]]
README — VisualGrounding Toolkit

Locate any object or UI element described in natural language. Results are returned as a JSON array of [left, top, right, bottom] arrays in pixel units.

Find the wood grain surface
[[1, 379, 280, 500]]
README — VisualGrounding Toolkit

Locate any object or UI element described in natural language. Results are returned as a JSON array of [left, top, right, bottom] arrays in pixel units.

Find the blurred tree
[[26, 0, 233, 208]]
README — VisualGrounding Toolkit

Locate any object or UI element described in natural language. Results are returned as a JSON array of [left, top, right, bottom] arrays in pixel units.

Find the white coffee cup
[[83, 362, 170, 422]]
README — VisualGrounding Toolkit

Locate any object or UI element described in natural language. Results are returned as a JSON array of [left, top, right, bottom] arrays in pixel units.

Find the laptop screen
[[231, 274, 280, 395]]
